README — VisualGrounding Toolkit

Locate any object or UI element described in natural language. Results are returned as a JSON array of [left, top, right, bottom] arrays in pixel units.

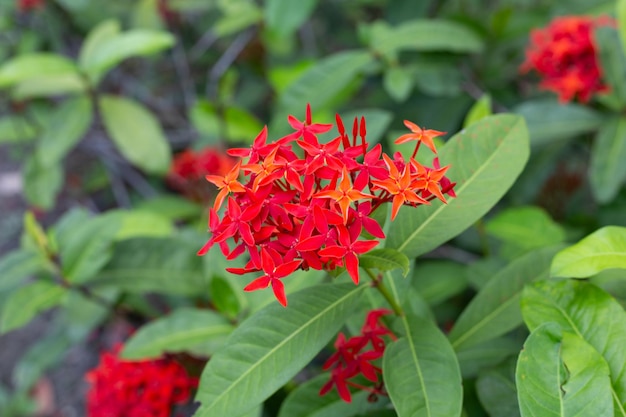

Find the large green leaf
[[0, 250, 47, 293], [589, 116, 626, 203], [596, 27, 626, 107], [37, 96, 92, 167], [99, 95, 171, 175], [79, 19, 121, 70], [22, 155, 63, 210], [383, 314, 462, 417], [551, 226, 626, 278], [11, 73, 87, 99], [278, 374, 389, 417], [514, 99, 604, 145], [122, 308, 234, 359], [0, 116, 37, 143], [412, 260, 467, 306], [476, 358, 520, 417], [0, 281, 67, 334], [387, 114, 530, 259], [0, 54, 78, 88], [516, 323, 613, 417], [264, 0, 317, 37], [194, 283, 365, 417], [80, 27, 174, 83], [448, 245, 563, 351], [521, 280, 626, 415], [93, 237, 207, 296], [456, 337, 521, 379], [367, 19, 484, 58]]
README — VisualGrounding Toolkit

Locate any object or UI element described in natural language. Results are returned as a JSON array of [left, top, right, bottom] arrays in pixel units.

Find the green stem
[[364, 267, 404, 317]]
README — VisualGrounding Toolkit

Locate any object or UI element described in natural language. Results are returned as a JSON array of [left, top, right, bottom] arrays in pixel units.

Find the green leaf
[[359, 249, 410, 277], [79, 19, 121, 71], [596, 27, 626, 107], [37, 96, 92, 167], [464, 94, 492, 128], [191, 100, 264, 144], [412, 260, 467, 306], [0, 54, 78, 88], [100, 95, 171, 175], [412, 61, 462, 97], [485, 205, 566, 253], [278, 374, 390, 417], [0, 281, 67, 334], [383, 66, 413, 102], [476, 358, 520, 417], [383, 314, 462, 417], [194, 283, 365, 417], [368, 19, 484, 58], [134, 195, 203, 221], [0, 116, 37, 143], [276, 50, 374, 121], [81, 28, 174, 84], [618, 0, 626, 57], [11, 73, 87, 99], [122, 308, 234, 359], [0, 250, 46, 293], [589, 116, 626, 203], [209, 276, 242, 319], [93, 237, 207, 296], [551, 226, 626, 278], [264, 0, 317, 37], [516, 323, 613, 417], [521, 280, 626, 415], [111, 209, 175, 240], [514, 98, 604, 146], [387, 114, 530, 259], [22, 155, 63, 210], [456, 337, 521, 379], [448, 245, 563, 351]]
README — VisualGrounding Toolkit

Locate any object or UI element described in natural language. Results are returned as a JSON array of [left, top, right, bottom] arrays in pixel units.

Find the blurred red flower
[[17, 0, 44, 11], [85, 344, 198, 417], [521, 15, 613, 103]]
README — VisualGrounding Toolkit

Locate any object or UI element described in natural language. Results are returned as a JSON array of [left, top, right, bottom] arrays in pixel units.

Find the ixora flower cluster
[[521, 15, 613, 103], [85, 345, 198, 417], [320, 309, 396, 402], [199, 105, 455, 306]]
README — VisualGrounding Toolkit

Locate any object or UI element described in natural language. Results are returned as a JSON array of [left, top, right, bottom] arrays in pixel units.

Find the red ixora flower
[[198, 104, 456, 306], [320, 309, 396, 402], [85, 344, 198, 417], [520, 15, 614, 103]]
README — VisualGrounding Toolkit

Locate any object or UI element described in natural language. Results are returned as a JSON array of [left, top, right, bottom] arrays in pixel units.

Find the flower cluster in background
[[198, 105, 455, 306], [521, 15, 613, 103], [320, 309, 396, 402], [85, 344, 198, 417], [167, 147, 236, 203], [17, 0, 44, 12]]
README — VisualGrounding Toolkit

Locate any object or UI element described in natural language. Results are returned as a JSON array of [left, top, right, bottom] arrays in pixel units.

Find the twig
[[206, 27, 256, 99], [190, 29, 218, 60]]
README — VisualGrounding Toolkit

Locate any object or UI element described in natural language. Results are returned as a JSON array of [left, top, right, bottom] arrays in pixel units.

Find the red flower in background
[[521, 15, 613, 103], [320, 309, 396, 402], [198, 105, 456, 306], [17, 0, 44, 11], [85, 344, 198, 417], [167, 147, 237, 203]]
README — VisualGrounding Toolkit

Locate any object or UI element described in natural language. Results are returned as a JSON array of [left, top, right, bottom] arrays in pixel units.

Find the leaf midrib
[[202, 285, 365, 412]]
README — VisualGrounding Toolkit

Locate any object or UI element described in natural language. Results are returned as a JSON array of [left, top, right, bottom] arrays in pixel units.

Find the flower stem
[[364, 267, 404, 317]]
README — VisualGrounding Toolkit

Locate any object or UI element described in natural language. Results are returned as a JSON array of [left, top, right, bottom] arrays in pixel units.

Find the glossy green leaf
[[368, 19, 484, 58], [383, 314, 462, 417], [22, 155, 63, 210], [0, 116, 37, 143], [0, 281, 67, 334], [278, 374, 389, 417], [359, 249, 410, 277], [485, 205, 566, 253], [383, 66, 413, 102], [0, 54, 78, 88], [589, 116, 626, 203], [516, 323, 613, 417], [93, 237, 207, 296], [194, 283, 365, 417], [551, 226, 626, 278], [521, 280, 626, 415], [412, 260, 467, 306], [387, 114, 530, 259], [264, 0, 317, 37], [514, 98, 604, 145], [0, 250, 46, 293], [476, 358, 520, 417], [81, 28, 174, 83], [37, 96, 92, 167], [464, 94, 492, 128], [100, 95, 171, 175], [596, 27, 626, 107], [276, 50, 373, 121], [122, 308, 234, 359], [448, 245, 563, 351]]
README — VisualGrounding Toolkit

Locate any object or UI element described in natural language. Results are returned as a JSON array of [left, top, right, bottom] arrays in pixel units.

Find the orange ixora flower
[[520, 15, 614, 103]]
